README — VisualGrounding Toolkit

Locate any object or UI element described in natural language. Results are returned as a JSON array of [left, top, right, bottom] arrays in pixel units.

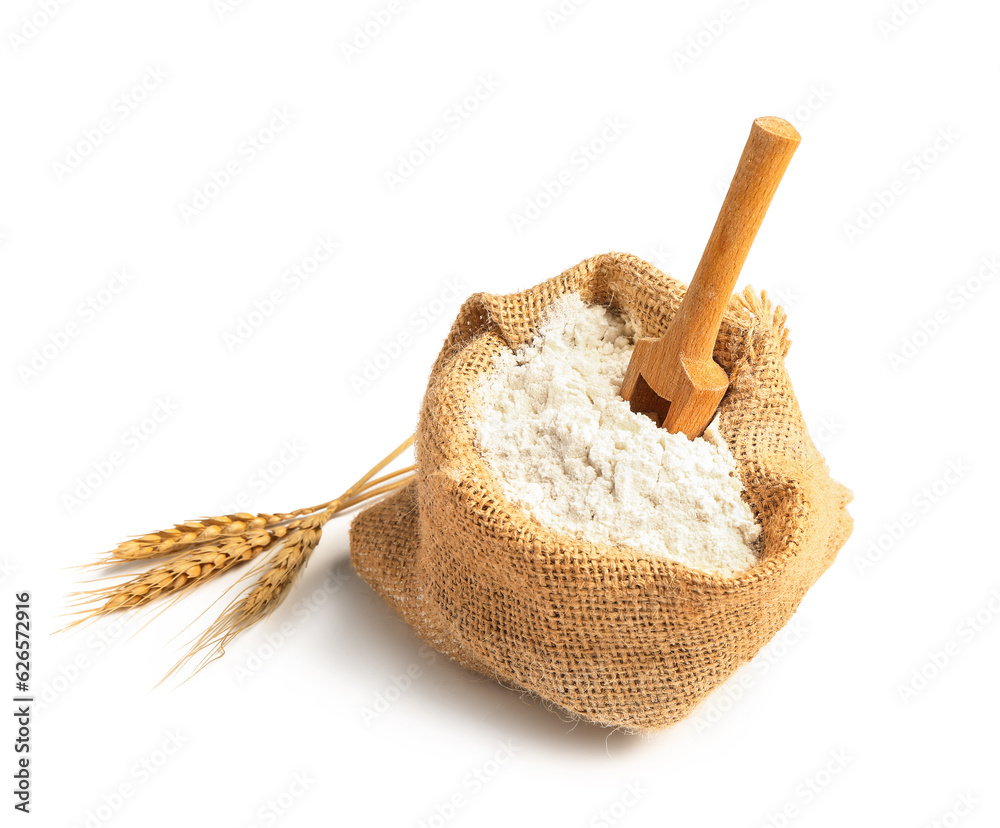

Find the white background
[[4, 0, 999, 826]]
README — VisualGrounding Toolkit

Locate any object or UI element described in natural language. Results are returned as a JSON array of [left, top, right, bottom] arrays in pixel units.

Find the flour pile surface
[[474, 293, 761, 575]]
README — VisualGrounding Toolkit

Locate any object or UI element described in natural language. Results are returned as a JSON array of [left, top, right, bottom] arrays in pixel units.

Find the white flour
[[473, 293, 761, 575]]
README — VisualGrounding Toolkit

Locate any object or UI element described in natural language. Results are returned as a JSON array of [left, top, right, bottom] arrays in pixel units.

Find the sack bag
[[350, 251, 853, 732]]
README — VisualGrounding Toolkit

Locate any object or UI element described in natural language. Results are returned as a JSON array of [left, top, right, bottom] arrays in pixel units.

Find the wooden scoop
[[620, 116, 801, 438]]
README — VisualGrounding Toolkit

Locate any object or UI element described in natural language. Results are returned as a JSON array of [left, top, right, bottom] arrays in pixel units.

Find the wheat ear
[[163, 513, 328, 679], [64, 436, 416, 665]]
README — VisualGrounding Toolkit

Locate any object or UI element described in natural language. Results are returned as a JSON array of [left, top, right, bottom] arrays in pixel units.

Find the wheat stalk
[[65, 435, 416, 677]]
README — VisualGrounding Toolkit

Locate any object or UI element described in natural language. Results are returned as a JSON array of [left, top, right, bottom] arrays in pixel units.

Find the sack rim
[[417, 251, 843, 591]]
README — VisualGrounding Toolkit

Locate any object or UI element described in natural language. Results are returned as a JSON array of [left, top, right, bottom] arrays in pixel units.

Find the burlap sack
[[350, 252, 852, 732]]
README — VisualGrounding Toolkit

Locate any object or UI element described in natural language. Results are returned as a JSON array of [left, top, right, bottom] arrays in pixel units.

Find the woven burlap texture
[[350, 252, 852, 732]]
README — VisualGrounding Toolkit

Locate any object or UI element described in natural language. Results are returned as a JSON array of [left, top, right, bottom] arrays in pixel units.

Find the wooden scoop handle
[[666, 116, 801, 362], [620, 117, 800, 438]]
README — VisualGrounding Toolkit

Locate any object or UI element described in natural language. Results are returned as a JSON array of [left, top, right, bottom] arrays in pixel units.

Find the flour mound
[[474, 293, 761, 575]]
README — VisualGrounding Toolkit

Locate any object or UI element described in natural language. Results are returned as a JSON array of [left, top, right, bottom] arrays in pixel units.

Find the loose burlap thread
[[350, 252, 852, 732]]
